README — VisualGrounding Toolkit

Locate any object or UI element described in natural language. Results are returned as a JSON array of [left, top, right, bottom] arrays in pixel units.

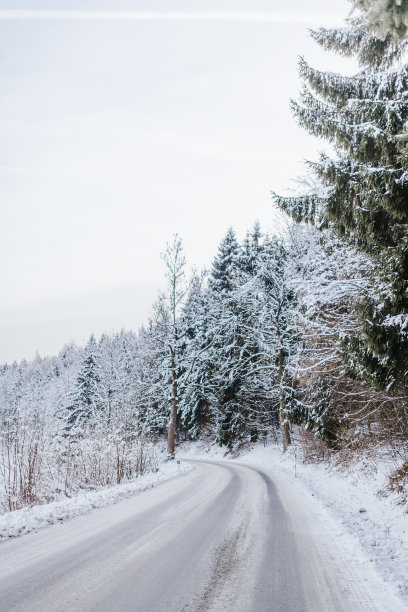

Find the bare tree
[[152, 235, 189, 456]]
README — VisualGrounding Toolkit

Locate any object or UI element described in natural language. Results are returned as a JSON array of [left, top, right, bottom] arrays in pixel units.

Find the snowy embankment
[[0, 460, 191, 542], [180, 441, 408, 607]]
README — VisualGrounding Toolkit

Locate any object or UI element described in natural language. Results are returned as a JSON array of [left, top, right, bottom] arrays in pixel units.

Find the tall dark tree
[[274, 17, 408, 392]]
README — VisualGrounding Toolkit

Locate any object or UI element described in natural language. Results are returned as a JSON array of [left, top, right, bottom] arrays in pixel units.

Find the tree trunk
[[167, 353, 177, 456], [278, 348, 291, 452], [279, 400, 291, 452], [107, 388, 111, 428]]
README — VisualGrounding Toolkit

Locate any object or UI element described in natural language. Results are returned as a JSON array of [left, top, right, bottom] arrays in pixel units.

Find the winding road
[[0, 460, 389, 611]]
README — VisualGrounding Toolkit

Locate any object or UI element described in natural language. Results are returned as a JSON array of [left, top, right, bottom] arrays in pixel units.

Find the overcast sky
[[0, 0, 357, 363]]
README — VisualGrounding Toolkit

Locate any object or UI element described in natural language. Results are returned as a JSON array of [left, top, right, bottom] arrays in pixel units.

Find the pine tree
[[135, 323, 168, 436], [209, 227, 241, 294], [98, 333, 120, 429], [204, 227, 296, 449], [65, 335, 102, 431], [240, 221, 263, 275], [238, 236, 297, 450], [178, 272, 212, 439], [206, 229, 251, 447], [274, 18, 408, 392], [352, 0, 408, 41]]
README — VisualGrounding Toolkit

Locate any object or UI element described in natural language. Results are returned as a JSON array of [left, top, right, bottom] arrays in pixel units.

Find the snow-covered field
[[180, 441, 408, 608], [0, 459, 191, 542]]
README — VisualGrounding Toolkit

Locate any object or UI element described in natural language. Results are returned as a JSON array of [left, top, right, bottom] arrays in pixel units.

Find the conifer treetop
[[352, 0, 408, 42]]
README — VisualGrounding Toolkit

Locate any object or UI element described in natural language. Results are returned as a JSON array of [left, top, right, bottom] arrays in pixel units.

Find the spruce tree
[[274, 18, 408, 392], [66, 335, 102, 431], [209, 227, 241, 294], [240, 221, 263, 275], [178, 273, 212, 439], [352, 0, 408, 41], [207, 228, 250, 447], [206, 226, 294, 448]]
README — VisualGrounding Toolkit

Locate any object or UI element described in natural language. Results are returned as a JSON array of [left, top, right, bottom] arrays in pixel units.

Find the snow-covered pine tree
[[209, 227, 241, 294], [238, 236, 297, 451], [178, 272, 212, 439], [116, 331, 142, 436], [352, 0, 408, 41], [206, 229, 252, 447], [240, 221, 263, 276], [205, 226, 294, 448], [98, 333, 120, 430], [134, 323, 168, 436], [274, 17, 408, 392], [65, 335, 103, 431]]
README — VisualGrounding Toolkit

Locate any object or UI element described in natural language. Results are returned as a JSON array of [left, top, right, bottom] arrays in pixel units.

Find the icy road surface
[[0, 460, 401, 612]]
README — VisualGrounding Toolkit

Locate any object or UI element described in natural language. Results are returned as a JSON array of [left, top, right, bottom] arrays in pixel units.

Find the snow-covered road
[[0, 460, 401, 611]]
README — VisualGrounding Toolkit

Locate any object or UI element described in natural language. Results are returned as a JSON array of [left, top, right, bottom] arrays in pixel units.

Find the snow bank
[[0, 459, 191, 542], [179, 440, 408, 606]]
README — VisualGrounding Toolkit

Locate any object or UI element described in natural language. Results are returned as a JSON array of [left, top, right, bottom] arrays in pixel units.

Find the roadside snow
[[179, 440, 408, 607], [0, 460, 191, 542], [2, 437, 406, 608]]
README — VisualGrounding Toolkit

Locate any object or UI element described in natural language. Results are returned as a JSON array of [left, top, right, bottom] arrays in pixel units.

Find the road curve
[[0, 460, 386, 611]]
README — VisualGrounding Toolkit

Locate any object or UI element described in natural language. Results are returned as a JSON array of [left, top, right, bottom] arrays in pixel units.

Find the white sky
[[0, 0, 357, 363]]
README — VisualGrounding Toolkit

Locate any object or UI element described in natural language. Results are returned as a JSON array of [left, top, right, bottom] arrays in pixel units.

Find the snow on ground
[[0, 459, 191, 542], [1, 436, 406, 608], [179, 440, 408, 608]]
